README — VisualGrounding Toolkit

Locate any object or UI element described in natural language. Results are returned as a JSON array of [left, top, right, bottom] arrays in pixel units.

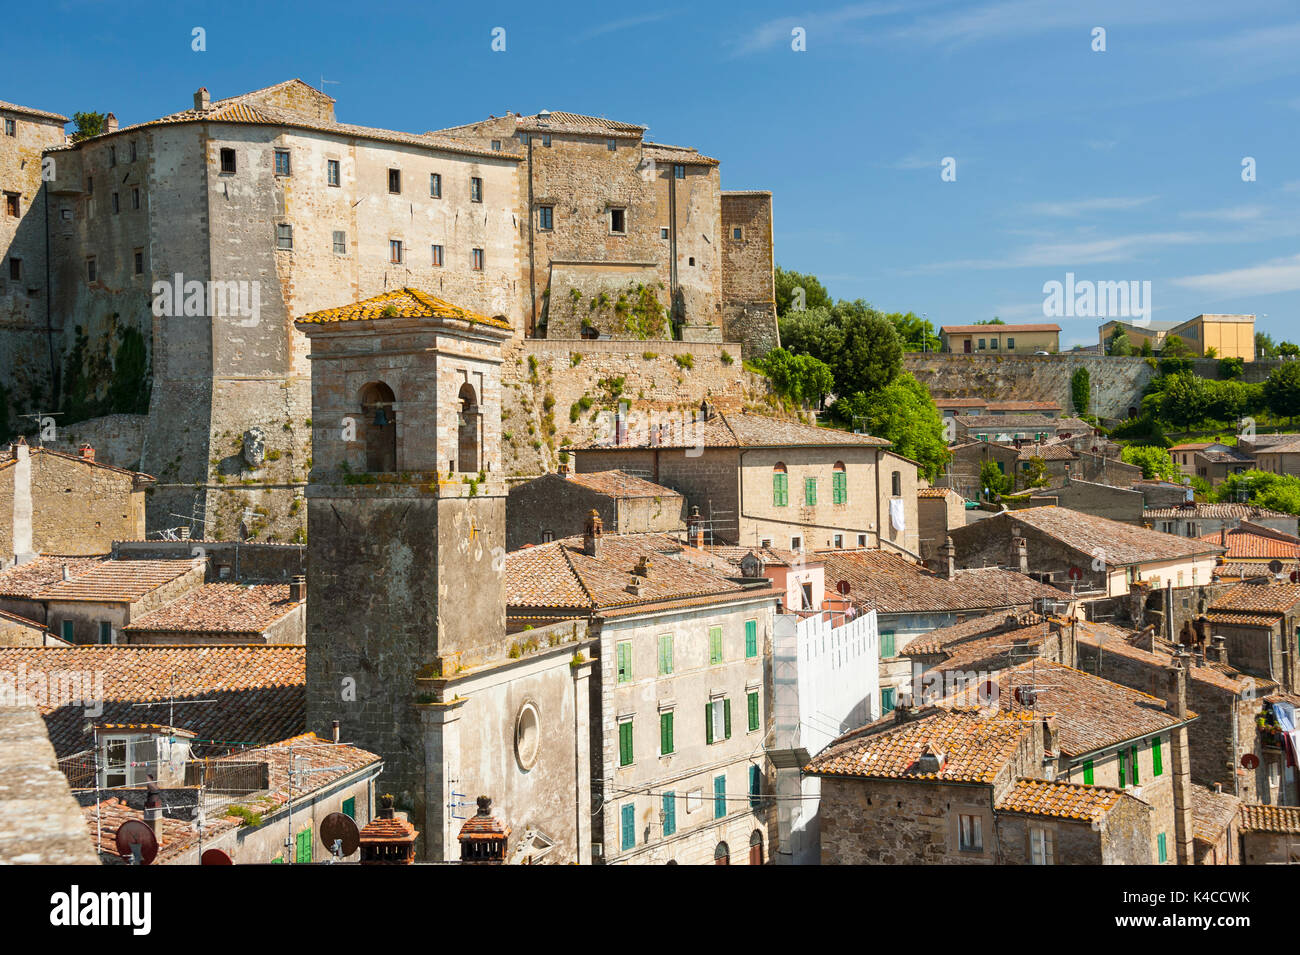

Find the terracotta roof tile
[[1191, 785, 1240, 845], [123, 583, 301, 635], [1239, 803, 1300, 834], [35, 559, 200, 603], [1073, 618, 1273, 694], [0, 556, 107, 599], [940, 323, 1061, 334], [563, 470, 681, 499], [296, 287, 511, 330], [574, 411, 890, 451], [980, 506, 1223, 566], [995, 777, 1124, 822], [1146, 503, 1296, 521], [1197, 522, 1300, 559], [1209, 581, 1300, 616], [0, 100, 69, 122]]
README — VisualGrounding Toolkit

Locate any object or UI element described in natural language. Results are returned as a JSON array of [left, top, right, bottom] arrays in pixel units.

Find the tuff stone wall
[[720, 192, 778, 358]]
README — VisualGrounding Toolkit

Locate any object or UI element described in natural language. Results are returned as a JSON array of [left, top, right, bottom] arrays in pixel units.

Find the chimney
[[290, 575, 306, 602], [1063, 463, 1071, 485], [1209, 634, 1228, 666], [686, 506, 705, 548], [1220, 525, 1228, 548], [331, 719, 340, 744], [61, 563, 70, 582], [358, 794, 419, 864], [77, 443, 95, 461], [939, 536, 956, 580], [1010, 536, 1029, 575], [194, 87, 210, 111], [699, 398, 714, 422], [583, 509, 603, 557], [178, 525, 191, 540], [893, 690, 917, 724], [458, 795, 511, 864], [105, 113, 118, 133], [1165, 652, 1189, 718], [143, 779, 162, 837]]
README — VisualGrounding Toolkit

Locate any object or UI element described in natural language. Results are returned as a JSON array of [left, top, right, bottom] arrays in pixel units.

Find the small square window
[[219, 147, 236, 173], [390, 239, 403, 264], [610, 208, 626, 234], [732, 227, 742, 240], [86, 257, 97, 283], [674, 164, 685, 179], [131, 188, 140, 210], [332, 231, 347, 254], [3, 118, 14, 137], [688, 256, 695, 266], [538, 206, 553, 231], [133, 250, 143, 275], [470, 177, 482, 202], [327, 159, 340, 186], [276, 224, 293, 250], [9, 258, 21, 281], [491, 139, 501, 151], [431, 244, 443, 267], [274, 149, 291, 177], [430, 173, 441, 198], [4, 193, 18, 217], [607, 138, 617, 151], [660, 227, 669, 239], [388, 168, 401, 194], [471, 248, 484, 271], [857, 534, 867, 547], [542, 134, 551, 147]]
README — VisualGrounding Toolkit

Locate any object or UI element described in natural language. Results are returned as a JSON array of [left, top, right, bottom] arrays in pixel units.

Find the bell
[[373, 406, 389, 427]]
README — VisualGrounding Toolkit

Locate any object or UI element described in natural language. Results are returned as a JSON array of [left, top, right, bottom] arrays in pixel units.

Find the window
[[276, 224, 293, 250], [1029, 827, 1053, 865], [747, 690, 759, 732], [1006, 337, 1015, 349], [659, 710, 674, 756], [1118, 748, 1127, 788], [111, 192, 119, 214], [471, 248, 484, 270], [833, 463, 847, 504], [1082, 759, 1094, 785], [86, 257, 96, 283], [431, 244, 443, 266], [537, 205, 553, 231], [331, 231, 347, 254], [833, 534, 843, 548], [609, 208, 626, 234], [389, 239, 403, 264], [978, 338, 986, 350], [131, 188, 140, 209], [714, 773, 727, 819], [133, 250, 143, 275], [1152, 737, 1163, 777], [891, 470, 902, 496], [86, 176, 94, 194], [388, 168, 401, 193], [8, 257, 21, 281], [688, 256, 695, 266], [732, 227, 742, 240], [616, 640, 632, 682], [341, 796, 356, 820], [709, 626, 723, 665], [773, 464, 788, 506], [470, 176, 482, 202], [662, 792, 676, 836], [618, 718, 634, 766], [745, 619, 757, 659], [1130, 745, 1140, 785], [130, 141, 137, 162], [98, 621, 112, 645], [990, 338, 999, 349], [3, 118, 14, 136], [881, 687, 896, 712], [219, 148, 236, 173], [880, 631, 896, 658], [674, 164, 685, 179], [749, 765, 762, 809], [4, 193, 18, 217], [804, 477, 817, 506], [490, 139, 501, 151], [607, 138, 617, 151], [1157, 832, 1168, 863], [660, 227, 669, 239], [61, 620, 74, 642], [327, 159, 340, 186], [542, 134, 551, 147], [705, 697, 731, 744], [958, 814, 983, 852], [430, 173, 441, 197], [274, 149, 291, 177], [295, 827, 312, 863], [620, 804, 635, 851], [857, 534, 868, 547], [790, 536, 802, 551], [657, 633, 673, 674]]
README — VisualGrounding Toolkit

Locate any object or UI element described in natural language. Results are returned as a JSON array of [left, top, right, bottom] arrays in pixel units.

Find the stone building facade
[[505, 468, 685, 551]]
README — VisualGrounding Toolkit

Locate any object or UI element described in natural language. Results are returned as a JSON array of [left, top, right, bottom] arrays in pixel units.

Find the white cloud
[[729, 1, 910, 56], [1026, 196, 1158, 217], [1171, 254, 1300, 296]]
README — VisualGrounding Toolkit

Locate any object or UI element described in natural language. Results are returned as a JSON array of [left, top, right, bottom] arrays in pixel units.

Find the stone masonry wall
[[720, 192, 778, 358]]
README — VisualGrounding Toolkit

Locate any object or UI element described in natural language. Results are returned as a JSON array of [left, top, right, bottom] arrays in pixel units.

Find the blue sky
[[6, 0, 1299, 346]]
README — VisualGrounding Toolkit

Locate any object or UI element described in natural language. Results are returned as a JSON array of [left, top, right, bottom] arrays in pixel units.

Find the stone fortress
[[0, 81, 780, 540]]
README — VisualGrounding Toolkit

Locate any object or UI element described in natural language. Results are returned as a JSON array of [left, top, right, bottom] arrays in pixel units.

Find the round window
[[515, 701, 540, 771]]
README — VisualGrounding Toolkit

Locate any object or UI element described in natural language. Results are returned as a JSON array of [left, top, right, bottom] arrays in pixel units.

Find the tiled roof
[[934, 398, 988, 408], [1017, 442, 1076, 461], [1216, 561, 1298, 580], [957, 414, 1062, 430], [1145, 503, 1296, 521], [122, 583, 301, 635], [516, 110, 645, 135], [806, 708, 1036, 782], [710, 545, 813, 569], [917, 487, 963, 499], [1258, 439, 1300, 455], [574, 411, 890, 451], [642, 142, 719, 166], [988, 401, 1061, 412], [85, 797, 210, 863], [1209, 581, 1300, 616], [0, 645, 305, 757], [0, 100, 68, 122], [296, 287, 511, 330], [995, 778, 1124, 822], [985, 506, 1223, 566], [1169, 443, 1215, 452], [0, 445, 154, 482], [815, 548, 1071, 614], [940, 324, 1061, 334], [1199, 449, 1254, 464], [1191, 785, 1240, 845], [1073, 618, 1274, 695], [35, 559, 200, 603], [1205, 611, 1280, 627], [0, 556, 107, 598], [505, 533, 771, 614], [915, 619, 1059, 673], [1239, 804, 1300, 834], [211, 732, 381, 803], [564, 469, 682, 499], [1197, 522, 1300, 559], [903, 610, 1023, 655]]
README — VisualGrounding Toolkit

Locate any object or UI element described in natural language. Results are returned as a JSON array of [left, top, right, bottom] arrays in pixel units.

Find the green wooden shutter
[[1082, 760, 1094, 786], [1118, 749, 1126, 788], [296, 827, 312, 863], [805, 477, 817, 506], [1152, 737, 1163, 777], [749, 765, 761, 809], [747, 691, 759, 732], [660, 711, 674, 755], [773, 472, 787, 506], [621, 804, 635, 851], [705, 703, 714, 744], [617, 641, 631, 682], [881, 631, 896, 658], [1157, 832, 1167, 863], [881, 687, 895, 713], [619, 719, 634, 766], [662, 793, 676, 837], [833, 470, 847, 504], [658, 634, 673, 674], [714, 774, 727, 819], [709, 626, 723, 665], [745, 619, 757, 658], [342, 796, 356, 819], [1130, 745, 1140, 785], [723, 698, 732, 739]]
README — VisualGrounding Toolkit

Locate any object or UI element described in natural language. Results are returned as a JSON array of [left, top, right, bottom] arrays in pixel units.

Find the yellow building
[[1098, 314, 1256, 359], [939, 323, 1060, 354]]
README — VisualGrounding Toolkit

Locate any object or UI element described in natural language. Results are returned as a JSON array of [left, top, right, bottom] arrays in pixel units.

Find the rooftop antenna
[[16, 411, 64, 446], [319, 76, 340, 94]]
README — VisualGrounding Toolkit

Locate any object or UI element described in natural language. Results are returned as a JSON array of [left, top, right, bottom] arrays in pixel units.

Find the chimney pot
[[61, 563, 70, 581], [194, 87, 210, 111], [583, 509, 603, 557], [78, 443, 95, 461], [332, 719, 340, 744], [290, 575, 306, 602], [105, 113, 118, 133], [939, 536, 957, 580]]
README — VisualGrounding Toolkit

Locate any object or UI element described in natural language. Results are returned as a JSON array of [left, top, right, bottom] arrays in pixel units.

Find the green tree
[[1121, 444, 1180, 482], [1265, 361, 1300, 422], [1158, 373, 1211, 429], [832, 373, 949, 481], [1021, 455, 1049, 489], [70, 111, 108, 143], [887, 311, 940, 352], [974, 317, 1006, 325], [1257, 331, 1277, 359], [1107, 327, 1133, 356], [1215, 470, 1300, 516], [774, 266, 832, 316], [830, 300, 903, 397], [1279, 342, 1300, 359], [979, 459, 1012, 500], [1139, 338, 1154, 357], [1219, 356, 1245, 380], [1070, 367, 1090, 416], [757, 348, 834, 408], [1161, 334, 1194, 358], [777, 305, 842, 365]]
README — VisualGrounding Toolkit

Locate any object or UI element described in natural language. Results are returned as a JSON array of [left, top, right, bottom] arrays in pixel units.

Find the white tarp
[[890, 497, 906, 532]]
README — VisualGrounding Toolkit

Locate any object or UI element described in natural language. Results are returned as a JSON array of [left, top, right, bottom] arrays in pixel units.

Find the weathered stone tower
[[298, 288, 594, 862]]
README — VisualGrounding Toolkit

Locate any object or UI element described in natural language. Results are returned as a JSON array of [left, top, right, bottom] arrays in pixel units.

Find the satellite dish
[[1068, 566, 1083, 581], [115, 820, 158, 865], [1241, 753, 1260, 770], [836, 580, 851, 596], [1269, 559, 1284, 574], [201, 848, 233, 865], [320, 812, 361, 857]]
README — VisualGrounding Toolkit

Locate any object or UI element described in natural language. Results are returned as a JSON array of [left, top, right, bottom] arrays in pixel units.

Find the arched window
[[714, 841, 730, 865], [359, 382, 396, 472], [772, 463, 788, 507], [832, 461, 847, 504], [748, 829, 764, 865], [457, 382, 480, 473]]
